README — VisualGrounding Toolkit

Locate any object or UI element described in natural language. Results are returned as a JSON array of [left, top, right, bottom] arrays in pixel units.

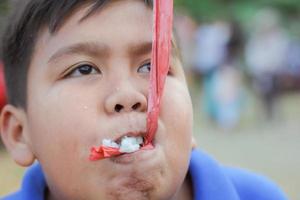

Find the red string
[[145, 0, 173, 145]]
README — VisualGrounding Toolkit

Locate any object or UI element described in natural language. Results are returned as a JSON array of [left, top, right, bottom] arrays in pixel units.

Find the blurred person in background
[[214, 21, 245, 130], [193, 21, 230, 124], [245, 9, 289, 120], [174, 13, 197, 85], [287, 41, 300, 75], [193, 21, 230, 77], [283, 40, 300, 91], [193, 20, 245, 129]]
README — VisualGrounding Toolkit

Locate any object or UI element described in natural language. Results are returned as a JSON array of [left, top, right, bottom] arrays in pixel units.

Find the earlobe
[[0, 105, 35, 167]]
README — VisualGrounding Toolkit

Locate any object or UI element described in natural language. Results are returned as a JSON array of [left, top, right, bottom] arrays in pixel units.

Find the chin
[[103, 147, 178, 200], [106, 177, 154, 200], [105, 178, 177, 200]]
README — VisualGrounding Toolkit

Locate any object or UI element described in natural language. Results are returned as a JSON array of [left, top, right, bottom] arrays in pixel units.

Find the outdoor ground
[[0, 89, 299, 199], [192, 87, 300, 200]]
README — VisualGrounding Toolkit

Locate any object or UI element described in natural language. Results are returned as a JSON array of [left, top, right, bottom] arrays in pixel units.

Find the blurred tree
[[174, 0, 300, 22], [0, 0, 9, 21], [0, 0, 9, 56], [174, 0, 300, 36]]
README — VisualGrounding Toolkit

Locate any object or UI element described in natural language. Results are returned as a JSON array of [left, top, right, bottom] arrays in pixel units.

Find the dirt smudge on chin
[[108, 177, 154, 200]]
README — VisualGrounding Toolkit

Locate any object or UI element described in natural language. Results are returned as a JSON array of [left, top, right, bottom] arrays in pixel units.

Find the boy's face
[[23, 0, 193, 199]]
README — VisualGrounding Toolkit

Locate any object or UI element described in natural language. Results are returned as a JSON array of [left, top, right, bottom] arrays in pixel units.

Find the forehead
[[36, 0, 153, 52], [30, 0, 183, 79]]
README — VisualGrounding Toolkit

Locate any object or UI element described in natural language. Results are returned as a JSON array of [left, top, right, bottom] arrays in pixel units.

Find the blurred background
[[0, 0, 300, 199]]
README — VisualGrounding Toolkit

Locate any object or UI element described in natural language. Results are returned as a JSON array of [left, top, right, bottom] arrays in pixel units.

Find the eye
[[137, 62, 151, 74], [66, 63, 100, 78]]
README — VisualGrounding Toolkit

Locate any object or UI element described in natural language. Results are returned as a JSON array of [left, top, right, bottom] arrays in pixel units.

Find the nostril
[[132, 102, 141, 110], [115, 104, 124, 112]]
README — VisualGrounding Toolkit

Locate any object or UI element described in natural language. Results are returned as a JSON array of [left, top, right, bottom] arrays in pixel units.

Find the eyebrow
[[128, 40, 178, 61], [47, 40, 173, 64], [129, 41, 153, 56], [48, 41, 109, 64]]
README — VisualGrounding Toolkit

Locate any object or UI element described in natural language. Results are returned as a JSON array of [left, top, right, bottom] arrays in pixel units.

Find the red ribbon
[[89, 0, 173, 161]]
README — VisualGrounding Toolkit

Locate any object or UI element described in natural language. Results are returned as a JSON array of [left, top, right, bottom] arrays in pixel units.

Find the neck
[[174, 172, 194, 200]]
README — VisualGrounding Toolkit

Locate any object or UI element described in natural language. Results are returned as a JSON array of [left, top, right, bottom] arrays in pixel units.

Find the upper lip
[[100, 114, 158, 146]]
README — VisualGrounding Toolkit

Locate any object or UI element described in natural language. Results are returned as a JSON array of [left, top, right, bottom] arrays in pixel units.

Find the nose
[[105, 86, 147, 114]]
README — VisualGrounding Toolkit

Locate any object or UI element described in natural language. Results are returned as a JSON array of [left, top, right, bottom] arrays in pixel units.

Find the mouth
[[108, 132, 158, 164], [104, 132, 147, 153], [89, 131, 155, 161]]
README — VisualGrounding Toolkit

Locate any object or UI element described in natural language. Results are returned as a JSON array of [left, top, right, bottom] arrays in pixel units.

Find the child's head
[[0, 0, 194, 199]]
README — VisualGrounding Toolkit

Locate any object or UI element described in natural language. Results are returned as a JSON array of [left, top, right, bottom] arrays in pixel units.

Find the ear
[[0, 105, 35, 167], [191, 136, 197, 150]]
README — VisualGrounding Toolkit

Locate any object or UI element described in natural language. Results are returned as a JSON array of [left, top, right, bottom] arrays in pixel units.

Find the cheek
[[26, 85, 101, 161], [159, 88, 193, 197], [161, 79, 193, 142], [160, 78, 193, 172], [26, 90, 108, 197]]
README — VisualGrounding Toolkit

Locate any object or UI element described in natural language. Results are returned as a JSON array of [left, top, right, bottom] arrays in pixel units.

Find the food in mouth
[[89, 135, 154, 161], [102, 136, 144, 153], [119, 136, 144, 153]]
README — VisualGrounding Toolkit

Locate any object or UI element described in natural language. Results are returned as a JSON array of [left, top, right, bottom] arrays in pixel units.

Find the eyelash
[[64, 63, 101, 78], [137, 61, 151, 73], [137, 61, 173, 75]]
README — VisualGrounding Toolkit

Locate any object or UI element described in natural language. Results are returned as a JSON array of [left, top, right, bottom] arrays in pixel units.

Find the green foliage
[[174, 0, 300, 22], [0, 0, 9, 16]]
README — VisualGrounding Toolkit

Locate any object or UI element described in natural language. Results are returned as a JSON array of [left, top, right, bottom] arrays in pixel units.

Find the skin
[[0, 0, 194, 199]]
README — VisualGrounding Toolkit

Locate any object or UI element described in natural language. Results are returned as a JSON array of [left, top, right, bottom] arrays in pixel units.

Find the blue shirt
[[189, 150, 287, 200], [1, 149, 287, 200]]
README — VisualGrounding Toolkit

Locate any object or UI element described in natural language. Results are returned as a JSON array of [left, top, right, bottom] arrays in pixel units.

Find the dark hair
[[1, 0, 152, 108]]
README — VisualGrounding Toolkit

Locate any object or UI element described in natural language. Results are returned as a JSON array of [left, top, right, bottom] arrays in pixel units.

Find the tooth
[[102, 139, 120, 148], [119, 136, 141, 153], [136, 136, 143, 145]]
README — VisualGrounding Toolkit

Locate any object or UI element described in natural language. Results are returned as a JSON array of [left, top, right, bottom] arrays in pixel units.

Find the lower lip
[[110, 145, 157, 165]]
